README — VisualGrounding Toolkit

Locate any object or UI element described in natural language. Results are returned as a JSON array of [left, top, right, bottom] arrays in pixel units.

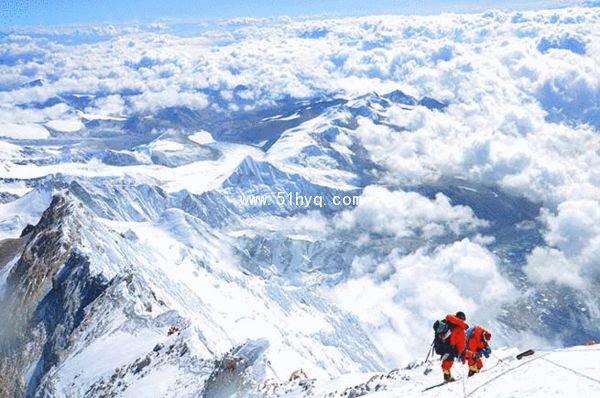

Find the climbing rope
[[478, 353, 508, 373], [461, 367, 468, 398], [540, 357, 600, 386], [456, 360, 467, 398], [464, 352, 551, 397], [465, 348, 600, 397], [534, 347, 600, 353]]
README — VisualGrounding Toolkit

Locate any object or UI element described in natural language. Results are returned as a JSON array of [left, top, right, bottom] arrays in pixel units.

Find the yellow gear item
[[443, 369, 455, 382]]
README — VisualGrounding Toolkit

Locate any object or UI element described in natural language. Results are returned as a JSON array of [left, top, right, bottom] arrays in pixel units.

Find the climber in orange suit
[[440, 311, 469, 382], [465, 326, 492, 376]]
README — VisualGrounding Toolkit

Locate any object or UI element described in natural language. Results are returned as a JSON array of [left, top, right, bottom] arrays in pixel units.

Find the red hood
[[446, 314, 468, 329]]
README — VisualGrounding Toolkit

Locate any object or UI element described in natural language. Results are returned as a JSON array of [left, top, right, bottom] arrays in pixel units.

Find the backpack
[[466, 326, 474, 342], [433, 319, 451, 355]]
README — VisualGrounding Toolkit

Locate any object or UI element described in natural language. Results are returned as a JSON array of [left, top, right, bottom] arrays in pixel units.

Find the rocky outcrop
[[0, 194, 110, 397]]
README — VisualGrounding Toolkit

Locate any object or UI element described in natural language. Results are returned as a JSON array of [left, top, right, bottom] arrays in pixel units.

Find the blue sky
[[0, 0, 580, 26]]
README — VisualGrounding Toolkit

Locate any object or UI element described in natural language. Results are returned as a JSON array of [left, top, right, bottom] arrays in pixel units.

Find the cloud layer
[[5, 6, 596, 207], [334, 186, 487, 240], [525, 200, 600, 288], [328, 238, 515, 364], [1, 6, 599, 124]]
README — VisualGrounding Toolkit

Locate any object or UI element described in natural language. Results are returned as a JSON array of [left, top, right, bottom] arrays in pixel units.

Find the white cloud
[[128, 89, 209, 113], [188, 130, 215, 145], [45, 119, 84, 133], [0, 123, 49, 139], [335, 186, 487, 240], [84, 94, 126, 118], [544, 200, 600, 256], [0, 103, 72, 125], [525, 200, 600, 288], [525, 247, 585, 288], [0, 6, 597, 139], [328, 239, 516, 364]]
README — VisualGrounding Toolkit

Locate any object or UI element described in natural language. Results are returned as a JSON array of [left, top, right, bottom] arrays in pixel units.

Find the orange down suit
[[466, 326, 492, 372], [441, 314, 468, 372]]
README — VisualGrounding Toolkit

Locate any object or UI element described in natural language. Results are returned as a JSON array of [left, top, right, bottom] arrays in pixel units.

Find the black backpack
[[432, 319, 451, 355]]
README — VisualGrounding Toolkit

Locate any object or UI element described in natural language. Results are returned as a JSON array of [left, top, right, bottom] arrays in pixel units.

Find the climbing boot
[[468, 365, 479, 377], [443, 370, 455, 382]]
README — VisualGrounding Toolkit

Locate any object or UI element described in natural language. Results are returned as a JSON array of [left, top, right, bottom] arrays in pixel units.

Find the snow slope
[[268, 346, 600, 397]]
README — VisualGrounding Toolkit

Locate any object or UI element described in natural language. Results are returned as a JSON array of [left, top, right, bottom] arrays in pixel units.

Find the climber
[[434, 311, 469, 382], [465, 325, 492, 377]]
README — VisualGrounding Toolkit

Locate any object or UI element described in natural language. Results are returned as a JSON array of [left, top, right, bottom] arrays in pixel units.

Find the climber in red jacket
[[465, 326, 492, 376], [440, 311, 469, 382]]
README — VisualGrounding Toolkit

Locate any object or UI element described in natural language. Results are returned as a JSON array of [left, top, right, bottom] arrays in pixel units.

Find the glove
[[481, 347, 491, 358]]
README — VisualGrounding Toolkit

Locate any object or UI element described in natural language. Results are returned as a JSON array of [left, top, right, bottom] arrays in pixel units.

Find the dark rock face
[[3, 196, 75, 337], [0, 236, 29, 269], [0, 191, 19, 204], [28, 253, 109, 396], [0, 195, 109, 398], [19, 224, 36, 238]]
